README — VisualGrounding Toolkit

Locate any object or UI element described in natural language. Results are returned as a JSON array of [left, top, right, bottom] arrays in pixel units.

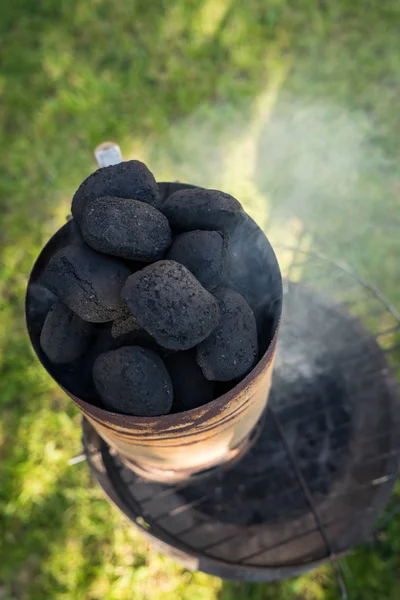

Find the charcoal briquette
[[80, 196, 171, 261], [72, 160, 160, 222], [26, 283, 57, 336], [93, 346, 173, 416], [40, 300, 93, 364], [122, 260, 220, 350], [164, 351, 214, 412], [197, 288, 259, 381], [41, 245, 131, 322], [166, 230, 227, 291], [162, 187, 243, 232]]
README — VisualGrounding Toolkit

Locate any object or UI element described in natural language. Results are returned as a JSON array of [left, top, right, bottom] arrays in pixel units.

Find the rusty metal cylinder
[[26, 182, 282, 483]]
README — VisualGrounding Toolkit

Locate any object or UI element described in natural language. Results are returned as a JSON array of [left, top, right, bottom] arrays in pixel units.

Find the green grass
[[1, 1, 400, 598]]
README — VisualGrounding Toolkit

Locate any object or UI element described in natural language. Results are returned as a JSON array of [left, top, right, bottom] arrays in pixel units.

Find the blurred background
[[1, 1, 400, 598]]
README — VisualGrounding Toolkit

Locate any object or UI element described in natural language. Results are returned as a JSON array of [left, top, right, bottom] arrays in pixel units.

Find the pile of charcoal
[[35, 160, 267, 417]]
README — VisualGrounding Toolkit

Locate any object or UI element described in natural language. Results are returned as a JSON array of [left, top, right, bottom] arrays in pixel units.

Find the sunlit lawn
[[1, 1, 400, 598]]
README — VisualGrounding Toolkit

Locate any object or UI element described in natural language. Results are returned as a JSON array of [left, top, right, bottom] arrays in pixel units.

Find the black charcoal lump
[[40, 300, 92, 364], [72, 160, 160, 222], [197, 288, 259, 381], [93, 346, 173, 416], [164, 351, 214, 412], [80, 196, 172, 261], [162, 187, 244, 232], [41, 245, 131, 322], [26, 283, 57, 332], [166, 230, 227, 291], [122, 260, 220, 350]]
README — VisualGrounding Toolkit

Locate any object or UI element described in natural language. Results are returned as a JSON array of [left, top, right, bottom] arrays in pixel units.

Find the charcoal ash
[[164, 350, 214, 412], [72, 160, 160, 221], [41, 244, 131, 322], [166, 230, 227, 291], [40, 300, 93, 364], [93, 346, 173, 416], [80, 196, 172, 261], [162, 188, 244, 232], [197, 288, 258, 381], [122, 260, 220, 351]]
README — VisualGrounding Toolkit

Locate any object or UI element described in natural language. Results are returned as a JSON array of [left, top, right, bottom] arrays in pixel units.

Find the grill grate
[[83, 247, 400, 593]]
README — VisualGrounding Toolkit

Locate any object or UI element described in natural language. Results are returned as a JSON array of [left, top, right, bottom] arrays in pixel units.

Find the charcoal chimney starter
[[25, 144, 283, 483]]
